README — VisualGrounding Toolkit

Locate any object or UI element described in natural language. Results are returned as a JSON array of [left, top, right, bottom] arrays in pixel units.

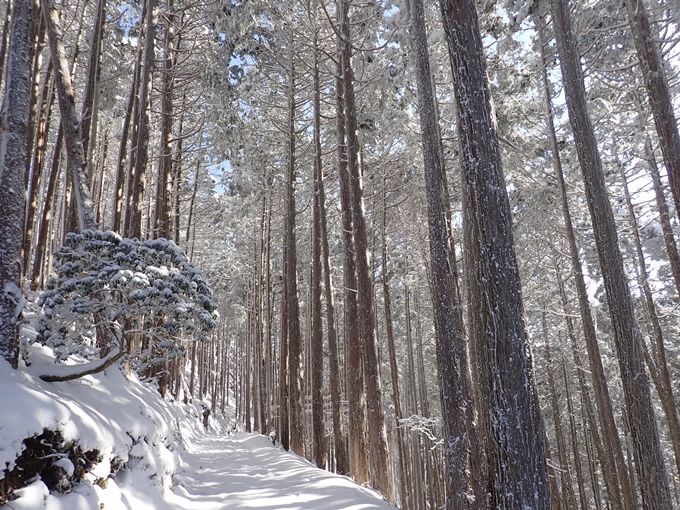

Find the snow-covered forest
[[1, 0, 679, 507]]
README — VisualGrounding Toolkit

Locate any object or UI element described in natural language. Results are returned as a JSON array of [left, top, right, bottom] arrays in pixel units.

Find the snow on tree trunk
[[550, 0, 672, 506], [0, 0, 33, 368], [625, 0, 680, 219], [439, 0, 551, 506], [408, 0, 481, 506], [42, 0, 95, 232]]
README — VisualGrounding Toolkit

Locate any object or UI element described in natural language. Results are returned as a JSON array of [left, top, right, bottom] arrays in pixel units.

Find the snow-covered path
[[122, 426, 396, 510]]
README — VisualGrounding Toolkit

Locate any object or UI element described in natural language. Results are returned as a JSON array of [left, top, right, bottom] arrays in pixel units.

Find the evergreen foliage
[[36, 230, 218, 372]]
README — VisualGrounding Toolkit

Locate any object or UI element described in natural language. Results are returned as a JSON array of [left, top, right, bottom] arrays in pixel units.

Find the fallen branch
[[39, 348, 124, 382]]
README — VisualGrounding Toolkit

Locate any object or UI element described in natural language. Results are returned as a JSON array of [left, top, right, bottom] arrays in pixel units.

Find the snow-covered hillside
[[0, 345, 394, 509]]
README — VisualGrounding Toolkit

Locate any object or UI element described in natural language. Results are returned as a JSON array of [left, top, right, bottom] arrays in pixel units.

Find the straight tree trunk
[[543, 313, 578, 509], [408, 0, 480, 505], [549, 0, 672, 506], [23, 65, 53, 277], [619, 161, 680, 479], [310, 20, 326, 468], [31, 125, 62, 290], [129, 0, 157, 240], [114, 33, 143, 234], [0, 0, 32, 368], [320, 140, 348, 475], [338, 0, 391, 497], [645, 136, 680, 298], [538, 19, 634, 509], [336, 37, 369, 485], [439, 0, 551, 506], [283, 42, 304, 457], [155, 0, 174, 239], [625, 0, 680, 217], [381, 182, 408, 508]]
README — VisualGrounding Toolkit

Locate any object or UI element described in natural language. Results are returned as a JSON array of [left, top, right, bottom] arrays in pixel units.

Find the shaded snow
[[0, 345, 394, 510]]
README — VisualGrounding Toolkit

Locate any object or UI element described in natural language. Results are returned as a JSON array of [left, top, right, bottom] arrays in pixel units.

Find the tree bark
[[129, 0, 157, 240], [408, 0, 480, 505], [550, 0, 672, 506], [338, 0, 391, 497], [335, 30, 369, 485], [439, 0, 551, 506], [0, 0, 32, 368], [538, 18, 635, 510], [625, 0, 680, 218]]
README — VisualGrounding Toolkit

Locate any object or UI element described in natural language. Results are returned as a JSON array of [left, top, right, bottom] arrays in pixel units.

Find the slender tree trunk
[[550, 0, 672, 506], [538, 18, 634, 509], [645, 136, 680, 298], [31, 125, 62, 290], [23, 66, 53, 277], [408, 0, 480, 505], [129, 0, 157, 240], [80, 0, 105, 182], [0, 0, 32, 368], [155, 0, 174, 239], [320, 137, 348, 475], [619, 161, 680, 479], [310, 21, 326, 468], [625, 0, 680, 217], [283, 42, 304, 458], [381, 182, 408, 509], [439, 0, 551, 506], [338, 0, 391, 497], [543, 312, 578, 510], [336, 34, 369, 485], [113, 25, 143, 234]]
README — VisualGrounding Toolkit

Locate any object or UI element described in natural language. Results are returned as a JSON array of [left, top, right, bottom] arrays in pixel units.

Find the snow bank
[[0, 345, 395, 509]]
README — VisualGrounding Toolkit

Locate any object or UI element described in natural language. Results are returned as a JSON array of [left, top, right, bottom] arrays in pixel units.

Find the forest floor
[[1, 343, 394, 510], [152, 426, 394, 510]]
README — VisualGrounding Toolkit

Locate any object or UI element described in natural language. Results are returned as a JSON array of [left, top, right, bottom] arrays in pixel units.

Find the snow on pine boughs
[[37, 230, 218, 368]]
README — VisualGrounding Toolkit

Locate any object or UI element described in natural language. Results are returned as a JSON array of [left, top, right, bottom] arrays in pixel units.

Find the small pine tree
[[37, 230, 218, 376]]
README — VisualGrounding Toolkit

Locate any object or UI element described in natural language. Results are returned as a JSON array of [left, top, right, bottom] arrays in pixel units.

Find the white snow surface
[[1, 345, 394, 509]]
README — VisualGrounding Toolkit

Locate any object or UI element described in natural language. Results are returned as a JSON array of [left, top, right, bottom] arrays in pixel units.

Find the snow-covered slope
[[0, 345, 394, 509]]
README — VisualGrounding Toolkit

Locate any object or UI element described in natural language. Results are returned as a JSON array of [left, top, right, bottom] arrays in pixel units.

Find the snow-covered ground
[[0, 345, 394, 509]]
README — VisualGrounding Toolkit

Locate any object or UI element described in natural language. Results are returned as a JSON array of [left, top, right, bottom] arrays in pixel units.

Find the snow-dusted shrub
[[36, 230, 218, 372]]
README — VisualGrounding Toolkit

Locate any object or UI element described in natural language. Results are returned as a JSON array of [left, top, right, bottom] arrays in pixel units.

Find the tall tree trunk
[[336, 33, 369, 485], [625, 0, 680, 218], [538, 18, 634, 509], [31, 125, 62, 290], [338, 0, 391, 497], [155, 0, 174, 239], [310, 18, 326, 468], [129, 0, 157, 240], [23, 65, 53, 278], [283, 42, 304, 457], [320, 136, 348, 475], [439, 0, 551, 506], [619, 161, 680, 479], [0, 0, 32, 368], [80, 0, 105, 182], [114, 33, 143, 234], [645, 136, 680, 298], [408, 0, 480, 505], [381, 181, 408, 508], [543, 312, 578, 509], [549, 0, 672, 506]]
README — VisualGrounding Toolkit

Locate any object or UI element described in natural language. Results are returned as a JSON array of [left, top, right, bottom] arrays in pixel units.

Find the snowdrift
[[0, 345, 394, 509]]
